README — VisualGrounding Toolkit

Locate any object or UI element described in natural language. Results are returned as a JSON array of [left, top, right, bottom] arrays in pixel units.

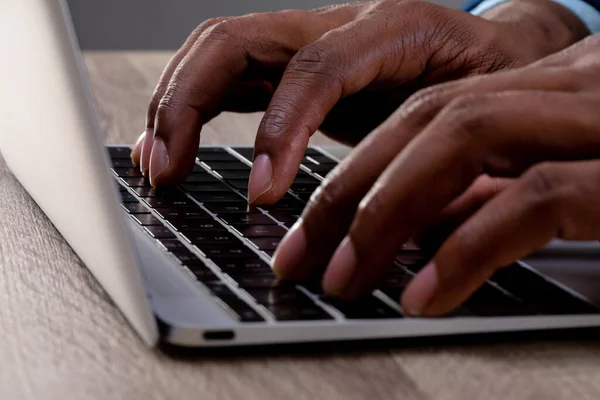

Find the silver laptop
[[2, 0, 600, 348]]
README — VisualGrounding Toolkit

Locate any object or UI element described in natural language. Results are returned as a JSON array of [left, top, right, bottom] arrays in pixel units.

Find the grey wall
[[67, 0, 464, 50]]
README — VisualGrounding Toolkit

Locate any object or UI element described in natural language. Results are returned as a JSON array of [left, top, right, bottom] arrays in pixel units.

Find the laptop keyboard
[[108, 146, 599, 323]]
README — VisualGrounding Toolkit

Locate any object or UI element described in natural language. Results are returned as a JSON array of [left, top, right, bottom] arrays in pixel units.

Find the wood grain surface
[[1, 51, 600, 400]]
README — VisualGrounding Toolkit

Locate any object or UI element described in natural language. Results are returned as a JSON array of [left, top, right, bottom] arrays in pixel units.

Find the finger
[[529, 33, 600, 69], [273, 66, 587, 280], [321, 91, 600, 300], [402, 160, 600, 316], [149, 10, 357, 187], [132, 17, 228, 171], [248, 1, 442, 205], [415, 175, 513, 250]]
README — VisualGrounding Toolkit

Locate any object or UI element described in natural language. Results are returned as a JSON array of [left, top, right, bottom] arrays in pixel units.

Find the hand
[[130, 0, 586, 205], [272, 34, 600, 317]]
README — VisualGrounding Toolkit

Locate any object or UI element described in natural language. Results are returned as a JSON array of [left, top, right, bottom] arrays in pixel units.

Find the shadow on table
[[159, 326, 600, 360]]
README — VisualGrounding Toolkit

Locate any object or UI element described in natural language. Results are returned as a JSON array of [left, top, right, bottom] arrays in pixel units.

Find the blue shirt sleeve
[[464, 0, 600, 34], [464, 0, 600, 11]]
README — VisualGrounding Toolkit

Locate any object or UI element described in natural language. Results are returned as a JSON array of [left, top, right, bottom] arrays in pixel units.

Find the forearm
[[477, 0, 590, 60]]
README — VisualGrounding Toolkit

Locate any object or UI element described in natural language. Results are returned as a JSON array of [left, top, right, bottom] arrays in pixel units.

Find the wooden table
[[2, 52, 600, 400]]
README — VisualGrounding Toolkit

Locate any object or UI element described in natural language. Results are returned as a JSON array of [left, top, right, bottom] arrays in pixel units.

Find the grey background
[[67, 0, 464, 50]]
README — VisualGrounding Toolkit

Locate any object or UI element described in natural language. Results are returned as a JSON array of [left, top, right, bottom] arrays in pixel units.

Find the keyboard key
[[245, 287, 310, 306], [181, 182, 231, 192], [205, 282, 237, 298], [121, 203, 150, 214], [197, 147, 230, 154], [231, 147, 254, 160], [120, 192, 138, 203], [192, 164, 209, 173], [265, 303, 333, 321], [112, 167, 144, 178], [302, 164, 334, 174], [167, 219, 226, 232], [232, 225, 287, 238], [144, 226, 177, 239], [204, 203, 259, 214], [249, 237, 282, 251], [202, 161, 250, 171], [491, 264, 598, 314], [216, 170, 250, 180], [185, 232, 237, 245], [196, 152, 239, 162], [463, 283, 531, 316], [191, 192, 244, 203], [158, 239, 189, 253], [120, 177, 151, 187], [111, 159, 135, 168], [206, 284, 266, 322], [199, 244, 256, 259], [292, 175, 321, 184], [300, 279, 325, 295], [227, 180, 249, 190], [187, 265, 220, 283], [220, 298, 265, 322], [171, 250, 205, 266], [266, 200, 305, 212], [131, 214, 163, 226], [219, 213, 277, 226], [289, 183, 320, 195], [321, 295, 403, 319], [131, 187, 183, 198], [264, 210, 302, 223], [215, 257, 272, 273], [108, 147, 132, 159], [154, 208, 212, 220], [228, 273, 281, 288], [303, 154, 337, 165], [184, 173, 221, 184], [141, 197, 197, 209]]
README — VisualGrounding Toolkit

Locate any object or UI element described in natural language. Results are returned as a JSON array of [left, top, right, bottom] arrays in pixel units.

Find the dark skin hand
[[273, 34, 600, 316], [130, 0, 587, 205]]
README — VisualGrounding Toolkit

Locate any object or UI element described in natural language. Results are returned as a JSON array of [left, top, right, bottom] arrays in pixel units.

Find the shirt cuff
[[469, 0, 600, 34]]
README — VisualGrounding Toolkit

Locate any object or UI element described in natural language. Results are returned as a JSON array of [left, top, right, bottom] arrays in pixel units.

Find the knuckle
[[288, 43, 340, 79], [302, 178, 348, 232], [521, 163, 567, 211], [354, 185, 388, 228], [399, 85, 449, 127], [194, 17, 230, 36], [440, 94, 492, 144], [259, 104, 293, 138], [306, 183, 338, 216], [202, 19, 240, 43]]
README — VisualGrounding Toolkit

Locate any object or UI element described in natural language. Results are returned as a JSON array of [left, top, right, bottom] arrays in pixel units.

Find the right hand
[[130, 0, 587, 204]]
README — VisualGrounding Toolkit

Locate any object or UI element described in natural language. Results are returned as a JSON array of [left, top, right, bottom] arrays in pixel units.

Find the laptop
[[2, 0, 600, 348]]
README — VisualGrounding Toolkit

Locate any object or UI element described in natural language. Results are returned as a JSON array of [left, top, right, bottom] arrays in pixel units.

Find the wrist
[[480, 0, 589, 60]]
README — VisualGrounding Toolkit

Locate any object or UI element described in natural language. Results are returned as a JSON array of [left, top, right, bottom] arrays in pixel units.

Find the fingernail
[[139, 130, 154, 176], [248, 153, 273, 204], [149, 137, 169, 187], [271, 220, 306, 279], [130, 131, 146, 166], [401, 261, 439, 316], [322, 236, 357, 297]]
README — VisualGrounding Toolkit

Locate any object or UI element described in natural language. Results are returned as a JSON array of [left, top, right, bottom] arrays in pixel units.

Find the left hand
[[272, 34, 600, 317]]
